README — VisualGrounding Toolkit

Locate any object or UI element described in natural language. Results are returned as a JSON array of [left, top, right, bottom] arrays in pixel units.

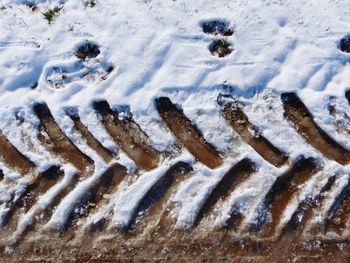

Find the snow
[[0, 0, 350, 237]]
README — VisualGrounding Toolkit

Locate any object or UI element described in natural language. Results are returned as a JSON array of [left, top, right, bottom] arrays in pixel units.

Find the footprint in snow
[[200, 19, 234, 58], [46, 41, 114, 89]]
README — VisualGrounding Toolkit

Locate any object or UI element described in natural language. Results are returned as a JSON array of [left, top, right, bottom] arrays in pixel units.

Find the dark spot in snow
[[101, 65, 114, 80], [201, 19, 234, 36], [339, 35, 350, 53], [26, 2, 38, 12], [75, 41, 100, 60], [31, 82, 38, 90], [65, 107, 80, 121], [209, 39, 233, 58]]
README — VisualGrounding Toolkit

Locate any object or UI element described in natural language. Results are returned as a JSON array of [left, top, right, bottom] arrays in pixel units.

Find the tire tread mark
[[156, 97, 223, 169], [1, 166, 63, 228], [193, 158, 256, 227], [61, 163, 126, 231], [325, 176, 350, 235], [124, 161, 193, 231], [252, 157, 318, 237], [66, 109, 115, 163], [33, 103, 94, 172], [94, 100, 160, 171], [284, 175, 336, 235], [0, 132, 35, 175], [218, 94, 288, 167], [282, 93, 350, 165]]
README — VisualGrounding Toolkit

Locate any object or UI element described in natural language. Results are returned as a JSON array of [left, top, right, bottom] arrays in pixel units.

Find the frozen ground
[[1, 0, 350, 252]]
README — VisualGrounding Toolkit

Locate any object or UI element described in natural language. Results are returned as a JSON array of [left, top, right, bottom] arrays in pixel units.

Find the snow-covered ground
[[1, 0, 350, 236]]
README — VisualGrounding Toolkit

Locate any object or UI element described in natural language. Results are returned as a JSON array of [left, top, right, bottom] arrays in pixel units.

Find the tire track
[[0, 166, 63, 229], [48, 163, 126, 231], [7, 170, 80, 247], [282, 93, 350, 165], [33, 103, 94, 172], [0, 132, 35, 175], [218, 94, 288, 167], [325, 177, 350, 235], [327, 96, 350, 136], [94, 100, 160, 171], [65, 108, 115, 163], [123, 161, 193, 232], [193, 158, 257, 228], [284, 175, 336, 236], [155, 97, 223, 169], [252, 157, 319, 238]]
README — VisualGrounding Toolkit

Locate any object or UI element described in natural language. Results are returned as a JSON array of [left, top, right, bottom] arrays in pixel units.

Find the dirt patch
[[3, 227, 350, 262], [282, 92, 350, 165], [201, 19, 234, 36], [156, 97, 223, 169], [209, 39, 233, 57], [94, 100, 160, 171], [218, 94, 288, 167]]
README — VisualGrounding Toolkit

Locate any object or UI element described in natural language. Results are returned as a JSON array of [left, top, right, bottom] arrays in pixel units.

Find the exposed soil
[[219, 94, 288, 167], [156, 97, 223, 169], [3, 226, 350, 262], [0, 166, 63, 244], [11, 172, 80, 247], [253, 157, 318, 237], [125, 161, 193, 234], [66, 108, 115, 163], [285, 175, 336, 235], [34, 102, 94, 173], [94, 100, 161, 171], [0, 132, 35, 175], [193, 158, 256, 227], [282, 92, 350, 165], [61, 163, 127, 231], [325, 176, 350, 235]]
